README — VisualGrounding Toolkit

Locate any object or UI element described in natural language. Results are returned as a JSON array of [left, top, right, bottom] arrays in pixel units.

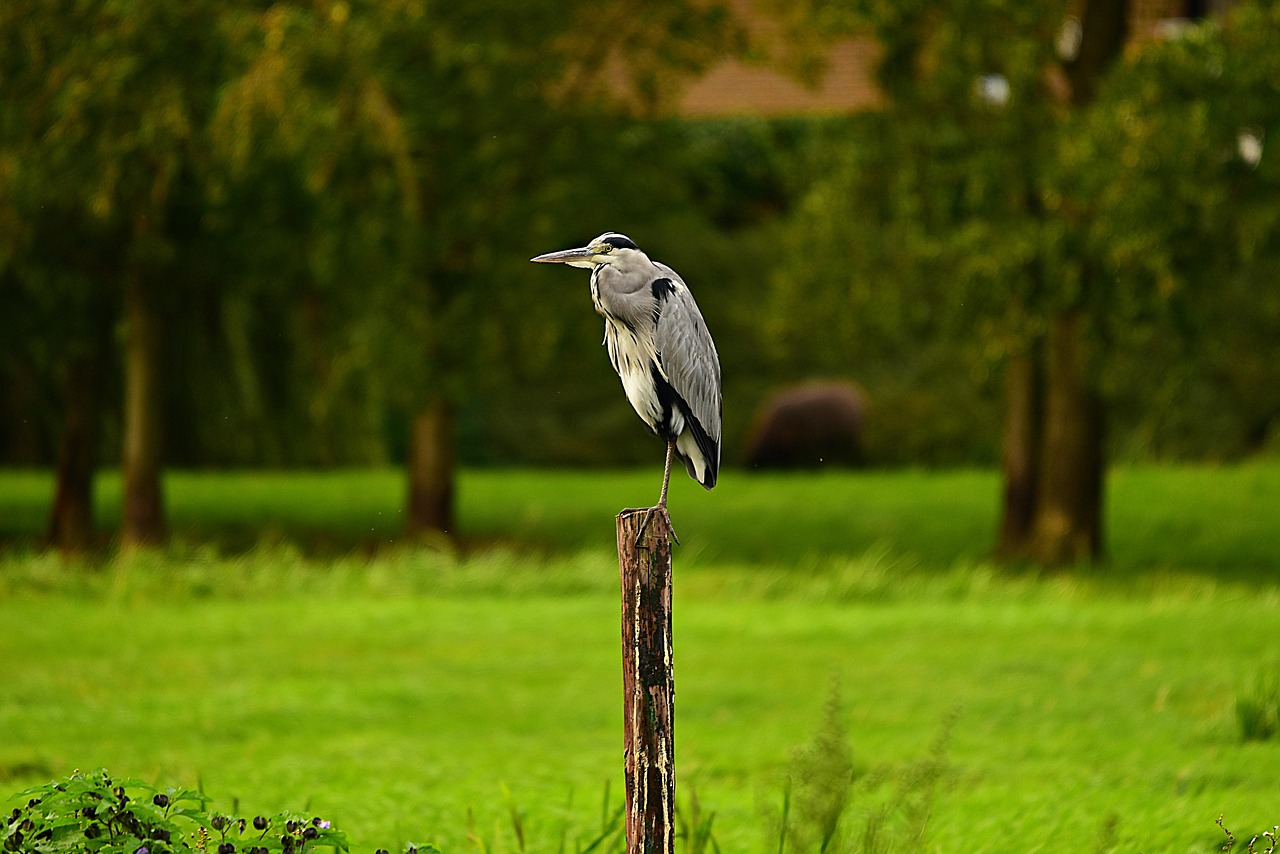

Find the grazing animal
[[743, 381, 865, 469]]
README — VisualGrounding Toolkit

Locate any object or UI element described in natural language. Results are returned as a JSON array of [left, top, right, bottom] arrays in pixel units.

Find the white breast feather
[[606, 321, 686, 436]]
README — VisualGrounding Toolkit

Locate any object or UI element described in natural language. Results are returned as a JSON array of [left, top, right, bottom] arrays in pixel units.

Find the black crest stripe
[[602, 234, 639, 251]]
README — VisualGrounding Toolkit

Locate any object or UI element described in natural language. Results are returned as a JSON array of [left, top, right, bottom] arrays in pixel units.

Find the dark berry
[[218, 844, 235, 854], [302, 826, 318, 840], [152, 793, 169, 808], [253, 816, 268, 831]]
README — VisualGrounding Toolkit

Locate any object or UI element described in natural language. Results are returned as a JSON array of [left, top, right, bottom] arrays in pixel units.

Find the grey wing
[[654, 279, 722, 454]]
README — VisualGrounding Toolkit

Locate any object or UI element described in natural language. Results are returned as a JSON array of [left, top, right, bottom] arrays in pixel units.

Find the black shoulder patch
[[602, 233, 639, 251], [651, 277, 675, 301]]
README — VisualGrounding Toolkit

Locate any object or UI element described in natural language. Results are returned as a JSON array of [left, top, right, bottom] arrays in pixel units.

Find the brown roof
[[679, 36, 882, 117], [675, 0, 1205, 118]]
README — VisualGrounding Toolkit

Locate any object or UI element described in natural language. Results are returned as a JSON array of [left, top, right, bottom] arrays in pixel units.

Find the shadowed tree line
[[0, 0, 739, 550], [767, 0, 1280, 564], [2, 0, 1278, 565]]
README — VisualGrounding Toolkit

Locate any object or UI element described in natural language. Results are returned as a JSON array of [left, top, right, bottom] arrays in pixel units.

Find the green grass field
[[2, 465, 1279, 852]]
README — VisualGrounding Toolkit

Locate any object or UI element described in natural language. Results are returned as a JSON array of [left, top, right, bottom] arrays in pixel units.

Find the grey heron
[[531, 232, 721, 543]]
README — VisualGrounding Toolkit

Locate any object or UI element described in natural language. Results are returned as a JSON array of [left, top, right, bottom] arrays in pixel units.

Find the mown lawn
[[1, 464, 1279, 852]]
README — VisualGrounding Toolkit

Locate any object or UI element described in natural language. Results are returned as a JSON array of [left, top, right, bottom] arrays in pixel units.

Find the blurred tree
[[365, 0, 740, 537], [1, 0, 743, 549], [0, 0, 229, 549], [766, 0, 1079, 559], [202, 0, 740, 538], [1021, 0, 1128, 565], [1009, 0, 1280, 560], [769, 0, 1280, 564], [206, 0, 420, 471], [1080, 3, 1280, 460]]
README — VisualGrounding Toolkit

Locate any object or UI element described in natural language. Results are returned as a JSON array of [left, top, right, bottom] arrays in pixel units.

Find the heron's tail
[[676, 420, 719, 490]]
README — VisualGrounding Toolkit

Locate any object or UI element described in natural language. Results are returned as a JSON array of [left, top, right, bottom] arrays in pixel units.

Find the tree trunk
[[1008, 0, 1127, 567], [2, 363, 47, 465], [1064, 0, 1130, 107], [995, 347, 1042, 560], [121, 268, 166, 548], [405, 398, 455, 537], [46, 346, 103, 552], [1029, 310, 1104, 565], [616, 509, 676, 854]]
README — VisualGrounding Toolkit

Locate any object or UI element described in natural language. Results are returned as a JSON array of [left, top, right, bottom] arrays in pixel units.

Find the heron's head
[[530, 232, 646, 270]]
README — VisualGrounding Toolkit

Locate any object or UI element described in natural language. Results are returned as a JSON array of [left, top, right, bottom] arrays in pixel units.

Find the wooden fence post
[[616, 508, 676, 854]]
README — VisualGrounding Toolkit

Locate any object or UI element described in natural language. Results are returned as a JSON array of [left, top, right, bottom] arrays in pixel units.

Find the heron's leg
[[658, 439, 675, 507], [636, 440, 680, 547]]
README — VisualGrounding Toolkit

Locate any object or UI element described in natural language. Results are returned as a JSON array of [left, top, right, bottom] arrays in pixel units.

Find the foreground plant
[[763, 684, 956, 854], [1218, 814, 1279, 854], [3, 769, 353, 854]]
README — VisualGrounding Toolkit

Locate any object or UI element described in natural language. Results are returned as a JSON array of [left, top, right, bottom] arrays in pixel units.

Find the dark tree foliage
[[768, 0, 1280, 564], [0, 0, 744, 545]]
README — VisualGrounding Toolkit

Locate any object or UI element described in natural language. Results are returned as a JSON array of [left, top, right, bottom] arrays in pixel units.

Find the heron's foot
[[634, 504, 680, 548]]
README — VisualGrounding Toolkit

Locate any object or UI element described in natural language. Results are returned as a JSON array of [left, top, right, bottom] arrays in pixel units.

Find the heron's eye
[[599, 244, 612, 254]]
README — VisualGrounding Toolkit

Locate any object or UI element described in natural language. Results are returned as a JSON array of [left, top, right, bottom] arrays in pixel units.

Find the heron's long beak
[[530, 246, 597, 268]]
